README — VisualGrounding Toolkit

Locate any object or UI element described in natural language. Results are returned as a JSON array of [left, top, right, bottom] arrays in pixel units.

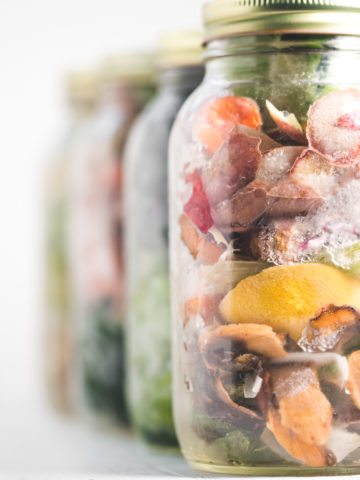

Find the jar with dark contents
[[169, 1, 360, 474], [43, 71, 98, 415], [124, 32, 204, 447], [68, 53, 155, 427]]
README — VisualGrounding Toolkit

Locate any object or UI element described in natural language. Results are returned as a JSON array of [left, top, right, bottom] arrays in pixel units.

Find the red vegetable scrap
[[307, 88, 360, 165], [184, 170, 213, 234], [201, 130, 262, 205], [194, 95, 262, 154], [266, 100, 307, 146]]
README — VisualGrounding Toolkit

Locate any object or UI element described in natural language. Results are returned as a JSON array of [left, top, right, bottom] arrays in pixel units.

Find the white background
[[0, 1, 204, 476]]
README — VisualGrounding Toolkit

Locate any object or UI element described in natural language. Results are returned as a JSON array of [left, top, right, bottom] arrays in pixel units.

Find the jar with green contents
[[44, 71, 98, 414], [124, 32, 204, 446], [169, 0, 360, 474], [69, 54, 154, 426]]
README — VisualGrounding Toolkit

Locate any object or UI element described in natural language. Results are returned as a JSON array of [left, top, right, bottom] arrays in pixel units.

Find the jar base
[[189, 461, 360, 476]]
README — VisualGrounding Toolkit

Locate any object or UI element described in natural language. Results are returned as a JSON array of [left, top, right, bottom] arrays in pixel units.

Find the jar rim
[[203, 0, 360, 43]]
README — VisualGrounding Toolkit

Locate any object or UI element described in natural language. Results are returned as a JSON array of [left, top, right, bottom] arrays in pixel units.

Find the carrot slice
[[267, 408, 335, 467], [194, 96, 262, 154], [347, 350, 360, 409]]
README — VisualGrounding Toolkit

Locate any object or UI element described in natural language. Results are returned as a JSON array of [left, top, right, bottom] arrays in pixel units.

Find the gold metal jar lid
[[203, 0, 360, 42], [100, 52, 155, 85], [158, 30, 204, 69], [66, 70, 99, 106]]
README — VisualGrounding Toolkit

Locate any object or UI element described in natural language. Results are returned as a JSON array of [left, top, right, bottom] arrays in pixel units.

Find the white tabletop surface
[[1, 393, 358, 480]]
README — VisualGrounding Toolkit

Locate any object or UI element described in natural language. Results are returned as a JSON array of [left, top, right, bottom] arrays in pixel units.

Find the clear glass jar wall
[[125, 63, 204, 446], [69, 63, 154, 426], [169, 31, 360, 474], [44, 72, 98, 414]]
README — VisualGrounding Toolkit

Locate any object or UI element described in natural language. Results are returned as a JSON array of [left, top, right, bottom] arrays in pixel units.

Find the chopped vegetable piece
[[201, 130, 261, 205], [266, 100, 307, 145], [194, 96, 262, 153], [250, 218, 300, 264], [299, 305, 360, 353], [266, 177, 323, 217], [347, 350, 360, 409], [270, 365, 332, 446], [233, 124, 281, 152], [290, 149, 338, 198], [184, 170, 213, 233], [307, 88, 360, 165], [256, 146, 304, 187], [267, 408, 335, 467], [211, 180, 268, 233], [179, 214, 224, 265], [199, 323, 289, 364]]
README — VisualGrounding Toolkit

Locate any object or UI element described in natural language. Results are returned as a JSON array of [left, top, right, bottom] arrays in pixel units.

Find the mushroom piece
[[179, 214, 225, 265], [267, 365, 335, 466], [299, 305, 360, 354], [266, 100, 308, 146], [199, 323, 289, 374], [201, 130, 262, 205]]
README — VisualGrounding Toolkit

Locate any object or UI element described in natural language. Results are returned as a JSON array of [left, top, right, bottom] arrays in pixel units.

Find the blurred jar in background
[[124, 32, 204, 447], [43, 71, 99, 414], [68, 53, 155, 427]]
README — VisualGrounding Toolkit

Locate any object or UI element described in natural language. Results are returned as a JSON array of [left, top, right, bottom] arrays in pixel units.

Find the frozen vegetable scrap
[[180, 214, 225, 265], [199, 324, 289, 369], [269, 365, 333, 447], [250, 218, 301, 265], [211, 179, 268, 233], [266, 177, 322, 217], [183, 170, 213, 233], [261, 365, 336, 467], [219, 263, 360, 342], [194, 96, 262, 154], [307, 88, 360, 166], [201, 129, 262, 205], [299, 305, 360, 354], [256, 146, 304, 187], [266, 100, 307, 146], [347, 351, 360, 410]]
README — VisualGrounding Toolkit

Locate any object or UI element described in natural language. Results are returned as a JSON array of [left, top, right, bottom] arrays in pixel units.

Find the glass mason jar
[[124, 32, 204, 447], [68, 54, 155, 427], [169, 1, 360, 475], [43, 71, 98, 414]]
